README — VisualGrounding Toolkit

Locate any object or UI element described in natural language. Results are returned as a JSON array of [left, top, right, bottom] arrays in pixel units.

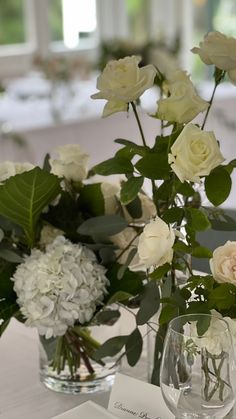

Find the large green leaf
[[0, 168, 61, 246]]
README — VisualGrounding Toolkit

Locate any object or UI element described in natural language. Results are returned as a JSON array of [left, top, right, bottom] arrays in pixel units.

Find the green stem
[[131, 101, 160, 217], [115, 229, 141, 262], [201, 70, 226, 130], [72, 326, 101, 350]]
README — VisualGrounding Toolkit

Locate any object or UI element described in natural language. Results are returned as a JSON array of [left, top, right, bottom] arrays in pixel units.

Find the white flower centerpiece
[[0, 145, 149, 394], [1, 31, 236, 397]]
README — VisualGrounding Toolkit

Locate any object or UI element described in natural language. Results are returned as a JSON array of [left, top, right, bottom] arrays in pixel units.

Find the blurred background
[[0, 0, 235, 166]]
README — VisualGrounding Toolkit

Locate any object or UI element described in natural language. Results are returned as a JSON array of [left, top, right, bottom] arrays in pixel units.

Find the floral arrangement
[[90, 30, 236, 384], [33, 55, 90, 83], [0, 31, 236, 388], [0, 146, 147, 378]]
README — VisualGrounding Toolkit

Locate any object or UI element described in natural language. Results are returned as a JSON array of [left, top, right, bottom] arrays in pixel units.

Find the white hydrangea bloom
[[12, 236, 109, 339]]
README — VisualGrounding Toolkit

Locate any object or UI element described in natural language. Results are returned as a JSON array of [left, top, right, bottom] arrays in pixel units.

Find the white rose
[[168, 123, 225, 183], [210, 241, 236, 284], [0, 161, 34, 184], [91, 56, 157, 117], [49, 144, 89, 182], [157, 70, 209, 124], [137, 216, 175, 268], [101, 182, 120, 214], [191, 31, 236, 84]]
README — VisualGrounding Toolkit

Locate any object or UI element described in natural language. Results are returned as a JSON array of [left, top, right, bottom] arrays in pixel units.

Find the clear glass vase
[[39, 323, 120, 394]]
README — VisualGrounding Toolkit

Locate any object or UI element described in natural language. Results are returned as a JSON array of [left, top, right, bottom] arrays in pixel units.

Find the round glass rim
[[168, 313, 230, 338]]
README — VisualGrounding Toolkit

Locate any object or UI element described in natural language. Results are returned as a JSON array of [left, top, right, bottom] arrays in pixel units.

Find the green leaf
[[162, 208, 184, 224], [191, 245, 212, 258], [136, 281, 160, 325], [159, 305, 178, 325], [0, 168, 61, 246], [117, 248, 137, 279], [93, 157, 133, 175], [186, 208, 211, 232], [210, 219, 236, 231], [135, 153, 170, 180], [93, 335, 128, 360], [107, 291, 133, 304], [149, 263, 171, 280], [197, 316, 211, 336], [77, 215, 128, 237], [114, 139, 146, 157], [78, 183, 105, 216], [177, 182, 195, 197], [205, 167, 232, 206], [0, 261, 17, 302], [0, 301, 19, 336], [124, 195, 142, 219], [0, 248, 23, 263], [95, 309, 120, 325], [208, 284, 236, 310], [120, 176, 144, 205], [174, 241, 191, 254], [105, 263, 144, 301], [125, 328, 143, 366]]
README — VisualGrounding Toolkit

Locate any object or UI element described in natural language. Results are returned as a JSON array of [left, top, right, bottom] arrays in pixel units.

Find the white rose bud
[[137, 216, 175, 268], [50, 144, 89, 182], [157, 70, 209, 123], [91, 56, 157, 117], [210, 241, 236, 284], [168, 123, 225, 183], [0, 161, 34, 184], [191, 31, 236, 84]]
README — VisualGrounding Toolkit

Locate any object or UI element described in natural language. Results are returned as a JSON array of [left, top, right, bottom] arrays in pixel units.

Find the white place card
[[108, 373, 174, 419], [51, 400, 118, 419]]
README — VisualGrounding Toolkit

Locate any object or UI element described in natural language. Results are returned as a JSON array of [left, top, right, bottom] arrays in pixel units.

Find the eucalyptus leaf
[[95, 309, 120, 325], [93, 335, 128, 360], [117, 248, 137, 279], [136, 281, 160, 325], [107, 291, 133, 304], [0, 248, 23, 263], [0, 168, 61, 246], [77, 215, 128, 237], [125, 328, 143, 367]]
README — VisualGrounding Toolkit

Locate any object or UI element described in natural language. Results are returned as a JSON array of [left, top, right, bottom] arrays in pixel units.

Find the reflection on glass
[[160, 314, 236, 419]]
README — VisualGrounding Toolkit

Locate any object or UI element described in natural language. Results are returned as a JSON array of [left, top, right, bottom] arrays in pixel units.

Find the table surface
[[1, 318, 236, 419]]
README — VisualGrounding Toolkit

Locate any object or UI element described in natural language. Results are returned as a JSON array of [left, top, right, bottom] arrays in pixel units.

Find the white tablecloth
[[0, 318, 147, 419]]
